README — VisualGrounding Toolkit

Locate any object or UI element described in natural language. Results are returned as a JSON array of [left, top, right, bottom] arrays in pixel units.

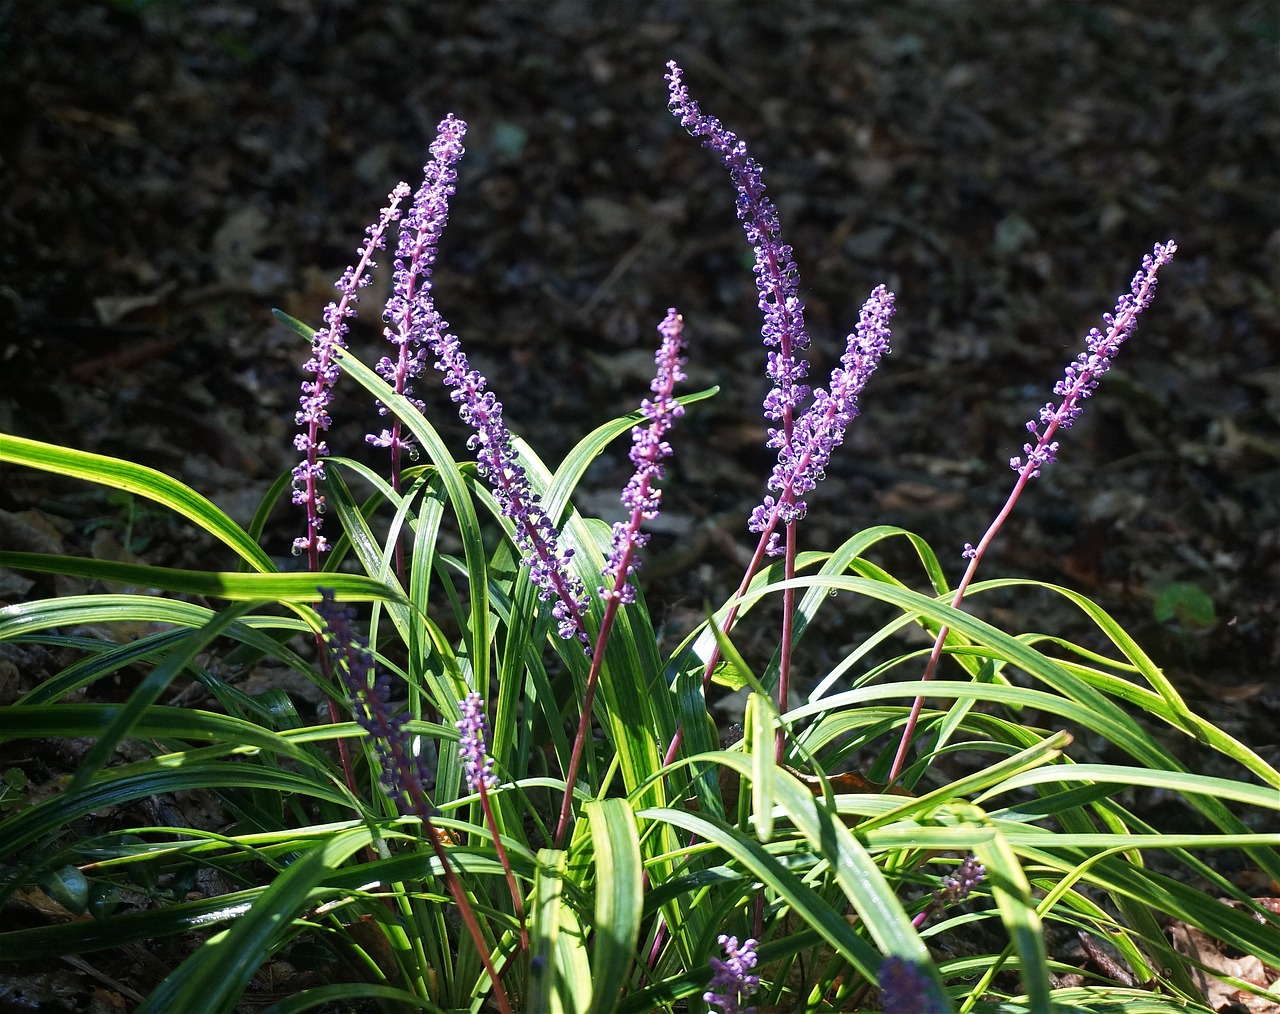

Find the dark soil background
[[0, 0, 1278, 1004]]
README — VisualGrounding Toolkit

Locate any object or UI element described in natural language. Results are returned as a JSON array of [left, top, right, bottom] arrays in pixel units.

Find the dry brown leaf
[[1169, 907, 1280, 1014]]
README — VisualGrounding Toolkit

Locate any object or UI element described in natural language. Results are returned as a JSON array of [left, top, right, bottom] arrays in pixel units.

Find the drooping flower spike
[[373, 125, 590, 649], [430, 319, 592, 646], [666, 61, 811, 504]]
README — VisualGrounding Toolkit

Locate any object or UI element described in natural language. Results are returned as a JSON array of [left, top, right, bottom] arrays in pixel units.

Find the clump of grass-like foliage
[[0, 61, 1277, 1013]]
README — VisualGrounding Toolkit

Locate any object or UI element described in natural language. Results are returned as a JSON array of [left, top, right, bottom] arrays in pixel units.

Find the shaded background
[[2, 1, 1277, 732]]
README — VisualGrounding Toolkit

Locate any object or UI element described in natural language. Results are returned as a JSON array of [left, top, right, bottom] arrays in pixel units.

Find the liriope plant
[[0, 60, 1276, 1014]]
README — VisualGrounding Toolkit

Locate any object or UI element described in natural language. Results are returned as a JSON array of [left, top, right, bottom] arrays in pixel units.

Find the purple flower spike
[[1010, 241, 1176, 479], [704, 934, 760, 1014], [439, 335, 591, 646], [293, 185, 411, 561], [427, 303, 591, 649], [368, 115, 468, 459], [666, 62, 811, 505], [878, 956, 947, 1014], [601, 308, 688, 604], [749, 285, 894, 552], [456, 691, 498, 792]]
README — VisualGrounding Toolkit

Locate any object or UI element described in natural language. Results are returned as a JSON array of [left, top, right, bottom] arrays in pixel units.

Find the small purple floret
[[456, 691, 498, 792], [704, 934, 760, 1014]]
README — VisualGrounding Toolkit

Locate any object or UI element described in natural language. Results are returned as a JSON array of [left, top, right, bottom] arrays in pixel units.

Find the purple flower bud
[[913, 853, 987, 931], [601, 308, 687, 604], [1010, 241, 1175, 480], [704, 934, 760, 1014], [456, 691, 498, 792]]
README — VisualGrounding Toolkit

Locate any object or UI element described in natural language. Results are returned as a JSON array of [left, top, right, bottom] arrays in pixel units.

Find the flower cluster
[[315, 589, 432, 814], [1010, 241, 1176, 480], [878, 956, 947, 1014], [368, 115, 468, 459], [293, 185, 410, 560], [936, 853, 985, 907], [749, 284, 894, 550], [704, 935, 760, 1014], [456, 691, 498, 792], [601, 308, 688, 604], [665, 62, 810, 481], [910, 853, 986, 931]]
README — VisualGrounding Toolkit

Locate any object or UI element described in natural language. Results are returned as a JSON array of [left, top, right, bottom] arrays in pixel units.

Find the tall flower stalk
[[665, 62, 892, 762], [373, 117, 689, 845], [888, 241, 1177, 782], [457, 691, 528, 952], [750, 286, 893, 756], [292, 184, 410, 794], [554, 307, 687, 846]]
